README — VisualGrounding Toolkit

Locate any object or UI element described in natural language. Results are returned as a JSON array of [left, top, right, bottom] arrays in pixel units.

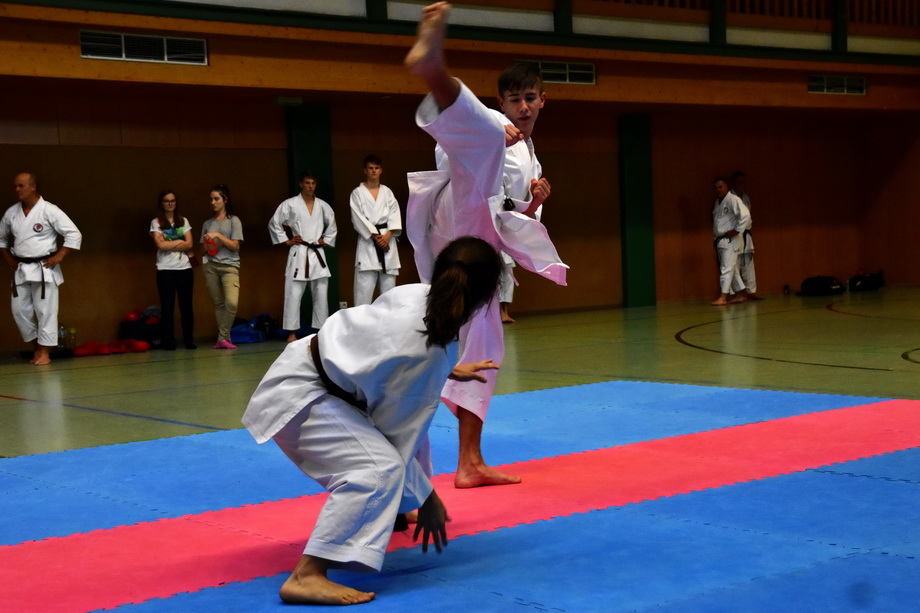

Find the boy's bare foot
[[727, 294, 747, 304], [455, 462, 521, 488], [279, 556, 375, 606], [32, 347, 51, 365], [405, 2, 450, 80], [500, 303, 514, 323], [710, 298, 729, 306]]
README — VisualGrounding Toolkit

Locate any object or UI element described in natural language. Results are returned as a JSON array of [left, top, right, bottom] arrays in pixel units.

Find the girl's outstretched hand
[[449, 359, 499, 382]]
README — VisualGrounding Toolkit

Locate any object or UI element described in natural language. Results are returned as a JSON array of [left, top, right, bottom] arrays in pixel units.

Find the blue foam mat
[[0, 381, 888, 545], [110, 467, 920, 612]]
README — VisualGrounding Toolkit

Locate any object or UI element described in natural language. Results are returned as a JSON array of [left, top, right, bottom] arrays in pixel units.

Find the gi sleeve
[[50, 206, 82, 250], [268, 201, 290, 245], [322, 201, 337, 247], [350, 188, 378, 239]]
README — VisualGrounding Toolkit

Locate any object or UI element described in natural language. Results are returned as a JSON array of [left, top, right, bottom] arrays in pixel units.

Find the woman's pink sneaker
[[213, 340, 237, 349]]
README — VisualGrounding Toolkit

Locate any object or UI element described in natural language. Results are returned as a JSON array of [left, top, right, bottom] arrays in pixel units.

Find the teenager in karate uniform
[[1, 173, 82, 365], [405, 2, 567, 488], [350, 155, 402, 306], [269, 171, 337, 342], [711, 177, 751, 306], [242, 236, 502, 606], [730, 170, 760, 301]]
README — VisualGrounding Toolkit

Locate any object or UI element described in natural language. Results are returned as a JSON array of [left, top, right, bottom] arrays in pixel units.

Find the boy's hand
[[449, 359, 499, 382], [504, 124, 523, 147], [414, 490, 449, 553], [530, 178, 551, 206]]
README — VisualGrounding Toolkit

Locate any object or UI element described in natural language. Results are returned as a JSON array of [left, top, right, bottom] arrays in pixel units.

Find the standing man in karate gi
[[269, 171, 337, 342], [0, 173, 82, 365], [730, 170, 761, 301], [711, 177, 750, 306], [350, 155, 402, 306], [406, 1, 567, 488]]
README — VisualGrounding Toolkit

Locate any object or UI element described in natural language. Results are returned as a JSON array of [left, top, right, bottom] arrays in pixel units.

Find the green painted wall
[[618, 114, 656, 307]]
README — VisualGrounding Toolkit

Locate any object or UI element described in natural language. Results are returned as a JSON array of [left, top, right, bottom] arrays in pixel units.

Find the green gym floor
[[1, 287, 917, 458]]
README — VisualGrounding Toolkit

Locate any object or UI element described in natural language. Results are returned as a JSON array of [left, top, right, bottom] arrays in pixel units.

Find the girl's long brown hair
[[424, 237, 502, 347], [156, 190, 184, 232]]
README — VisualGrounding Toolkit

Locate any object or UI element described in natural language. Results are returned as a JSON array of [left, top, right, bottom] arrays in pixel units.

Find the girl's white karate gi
[[712, 193, 751, 294], [406, 81, 567, 420], [0, 198, 82, 346], [242, 284, 454, 573], [350, 183, 402, 306], [268, 195, 337, 330]]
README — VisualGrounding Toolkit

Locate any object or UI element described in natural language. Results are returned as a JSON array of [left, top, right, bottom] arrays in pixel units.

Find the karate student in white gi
[[711, 177, 751, 306], [269, 171, 337, 343], [243, 236, 502, 606], [730, 170, 761, 301], [350, 155, 402, 306], [0, 173, 82, 365], [405, 1, 567, 488]]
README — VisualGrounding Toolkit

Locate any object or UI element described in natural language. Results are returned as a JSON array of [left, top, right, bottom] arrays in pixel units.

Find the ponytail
[[423, 237, 502, 348], [424, 263, 470, 347]]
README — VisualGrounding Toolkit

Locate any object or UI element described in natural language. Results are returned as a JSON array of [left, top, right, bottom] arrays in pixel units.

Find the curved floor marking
[[674, 320, 893, 372]]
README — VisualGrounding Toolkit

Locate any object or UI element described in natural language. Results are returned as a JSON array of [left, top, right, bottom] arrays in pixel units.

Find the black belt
[[309, 335, 367, 411], [12, 251, 56, 299], [373, 224, 388, 268], [304, 243, 326, 277]]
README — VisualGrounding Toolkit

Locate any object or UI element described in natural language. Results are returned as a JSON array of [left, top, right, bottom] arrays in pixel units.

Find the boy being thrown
[[406, 1, 568, 488]]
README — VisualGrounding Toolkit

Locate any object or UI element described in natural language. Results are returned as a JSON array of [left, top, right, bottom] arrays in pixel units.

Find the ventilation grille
[[80, 31, 208, 65], [807, 75, 866, 95], [537, 61, 596, 85]]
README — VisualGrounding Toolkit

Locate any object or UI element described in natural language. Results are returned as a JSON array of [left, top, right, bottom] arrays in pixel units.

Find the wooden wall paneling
[[0, 93, 60, 145], [651, 108, 884, 303], [857, 116, 920, 284]]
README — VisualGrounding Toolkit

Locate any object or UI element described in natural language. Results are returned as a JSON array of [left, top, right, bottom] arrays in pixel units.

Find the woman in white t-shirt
[[150, 190, 196, 350]]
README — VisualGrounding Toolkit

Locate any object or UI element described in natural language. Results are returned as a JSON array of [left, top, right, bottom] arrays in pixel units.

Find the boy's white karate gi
[[268, 195, 337, 330], [712, 192, 751, 294], [242, 284, 454, 572], [350, 183, 402, 306], [0, 197, 82, 346], [406, 81, 567, 420]]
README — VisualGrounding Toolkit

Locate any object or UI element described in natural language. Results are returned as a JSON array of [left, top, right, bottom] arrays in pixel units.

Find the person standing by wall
[[711, 177, 750, 306], [150, 190, 196, 350], [0, 172, 82, 365], [350, 155, 402, 306], [269, 171, 337, 342], [201, 184, 243, 349], [730, 170, 761, 301]]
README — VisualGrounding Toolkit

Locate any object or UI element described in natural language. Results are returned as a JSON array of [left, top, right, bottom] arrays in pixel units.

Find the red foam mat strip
[[3, 399, 920, 612]]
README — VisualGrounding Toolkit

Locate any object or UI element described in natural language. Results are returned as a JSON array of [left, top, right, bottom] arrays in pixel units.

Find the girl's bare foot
[[279, 556, 375, 606], [454, 462, 521, 488], [405, 2, 450, 80]]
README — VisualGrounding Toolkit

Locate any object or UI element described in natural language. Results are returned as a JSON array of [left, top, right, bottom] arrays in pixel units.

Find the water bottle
[[68, 328, 77, 350], [57, 324, 67, 349]]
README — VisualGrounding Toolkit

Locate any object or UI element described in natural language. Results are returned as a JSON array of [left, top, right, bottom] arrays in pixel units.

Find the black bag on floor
[[849, 270, 884, 292], [798, 276, 844, 296]]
